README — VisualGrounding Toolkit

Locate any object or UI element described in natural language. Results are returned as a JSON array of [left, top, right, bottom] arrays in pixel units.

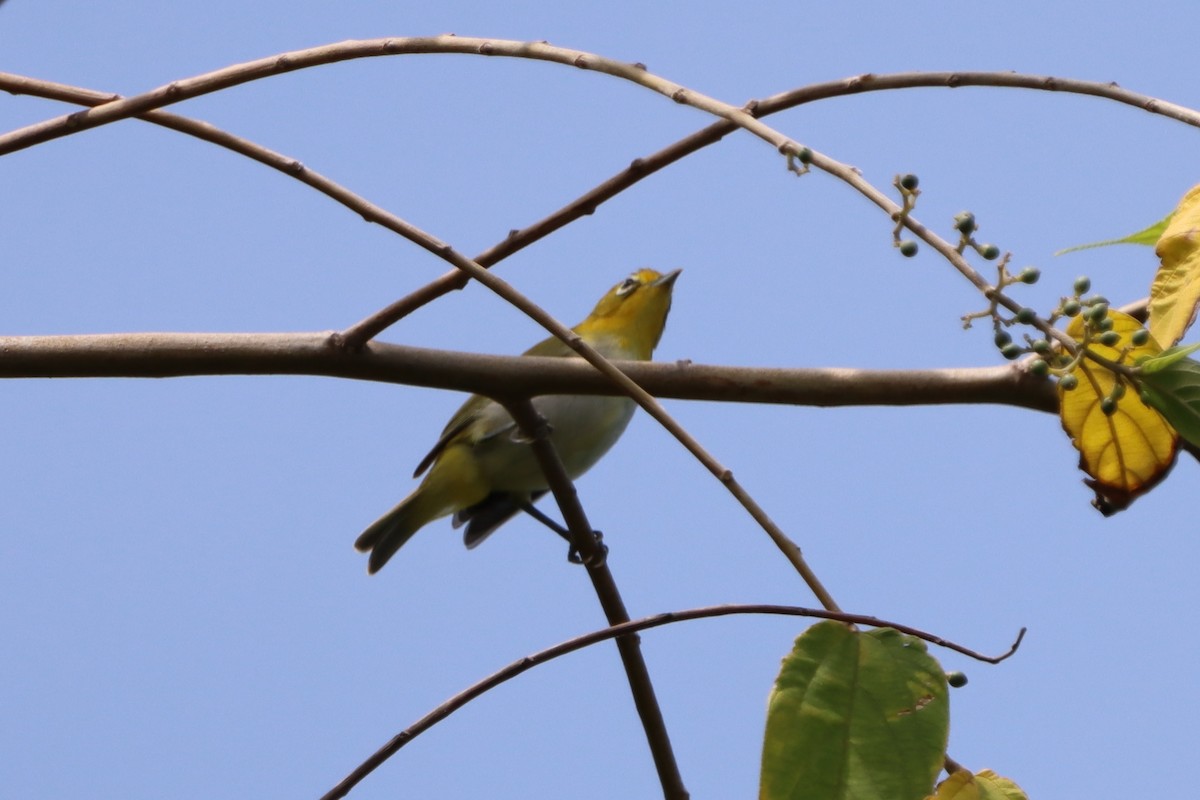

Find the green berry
[[953, 211, 977, 235], [1018, 267, 1041, 284], [1100, 396, 1117, 416], [980, 243, 1001, 260], [1111, 382, 1127, 400], [1062, 300, 1082, 317], [1089, 302, 1109, 322], [1131, 329, 1150, 347], [1074, 276, 1092, 295], [946, 672, 968, 688], [1059, 373, 1079, 391], [1000, 343, 1024, 360], [994, 330, 1012, 347], [1031, 339, 1051, 354], [1015, 307, 1037, 324], [899, 240, 919, 257], [1030, 359, 1050, 376], [899, 173, 919, 191], [1096, 317, 1114, 332], [1098, 331, 1121, 347]]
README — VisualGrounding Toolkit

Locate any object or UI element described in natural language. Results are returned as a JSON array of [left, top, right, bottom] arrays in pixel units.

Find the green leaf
[[1137, 342, 1200, 373], [1054, 214, 1172, 256], [760, 621, 949, 800], [1138, 354, 1200, 447]]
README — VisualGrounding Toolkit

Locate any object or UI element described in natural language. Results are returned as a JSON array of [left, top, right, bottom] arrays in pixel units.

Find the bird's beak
[[654, 268, 683, 288]]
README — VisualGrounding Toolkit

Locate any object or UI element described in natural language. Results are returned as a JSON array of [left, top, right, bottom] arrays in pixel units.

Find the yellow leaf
[[926, 769, 1028, 800], [1149, 183, 1200, 346], [1059, 311, 1178, 514]]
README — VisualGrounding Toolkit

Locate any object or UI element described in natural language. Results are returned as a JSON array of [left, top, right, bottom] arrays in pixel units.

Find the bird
[[355, 267, 681, 574]]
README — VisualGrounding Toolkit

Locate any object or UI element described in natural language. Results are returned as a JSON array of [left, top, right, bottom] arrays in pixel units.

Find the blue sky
[[3, 2, 1198, 798]]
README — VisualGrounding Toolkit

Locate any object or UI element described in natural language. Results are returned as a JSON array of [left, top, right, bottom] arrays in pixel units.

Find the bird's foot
[[567, 530, 607, 567]]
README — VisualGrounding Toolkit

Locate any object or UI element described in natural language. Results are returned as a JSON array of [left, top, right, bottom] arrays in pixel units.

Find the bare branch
[[0, 37, 756, 157], [755, 71, 1200, 129], [0, 332, 1059, 411], [320, 603, 1025, 799]]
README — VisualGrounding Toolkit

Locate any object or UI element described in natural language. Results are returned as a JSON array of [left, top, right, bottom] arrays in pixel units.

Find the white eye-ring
[[616, 276, 640, 296]]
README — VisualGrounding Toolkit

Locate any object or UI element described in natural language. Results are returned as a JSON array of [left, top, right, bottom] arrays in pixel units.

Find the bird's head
[[576, 268, 681, 360]]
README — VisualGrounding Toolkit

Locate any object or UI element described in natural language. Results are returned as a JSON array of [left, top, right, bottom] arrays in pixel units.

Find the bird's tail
[[354, 488, 445, 574], [356, 445, 488, 573]]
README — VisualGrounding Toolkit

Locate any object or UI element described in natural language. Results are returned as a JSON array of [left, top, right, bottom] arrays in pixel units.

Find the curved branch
[[0, 36, 746, 157], [320, 603, 1025, 799], [756, 71, 1200, 127], [5, 69, 1191, 344], [0, 332, 1058, 411]]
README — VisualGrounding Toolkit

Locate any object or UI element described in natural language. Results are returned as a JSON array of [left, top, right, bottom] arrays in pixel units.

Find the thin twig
[[943, 755, 966, 776], [319, 603, 1025, 799], [501, 398, 687, 799], [755, 71, 1200, 129]]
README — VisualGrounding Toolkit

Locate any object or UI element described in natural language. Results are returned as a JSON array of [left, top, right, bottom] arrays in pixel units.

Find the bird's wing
[[412, 333, 577, 478], [411, 393, 517, 478], [411, 414, 473, 478]]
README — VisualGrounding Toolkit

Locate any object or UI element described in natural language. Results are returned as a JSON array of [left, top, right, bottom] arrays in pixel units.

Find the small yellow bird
[[355, 267, 681, 574]]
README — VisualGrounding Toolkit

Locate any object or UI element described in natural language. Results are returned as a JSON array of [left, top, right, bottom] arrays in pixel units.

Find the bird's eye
[[616, 276, 640, 296]]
